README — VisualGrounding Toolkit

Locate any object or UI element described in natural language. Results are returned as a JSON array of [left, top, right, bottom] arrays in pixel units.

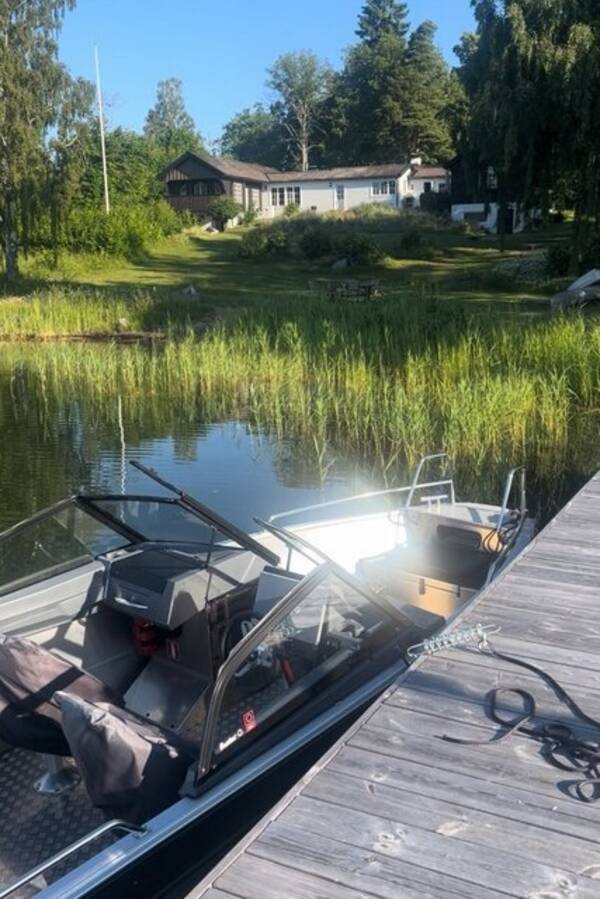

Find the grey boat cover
[[57, 692, 197, 824], [0, 634, 123, 755]]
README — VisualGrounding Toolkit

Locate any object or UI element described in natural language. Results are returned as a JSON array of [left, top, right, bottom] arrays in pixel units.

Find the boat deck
[[190, 472, 600, 899]]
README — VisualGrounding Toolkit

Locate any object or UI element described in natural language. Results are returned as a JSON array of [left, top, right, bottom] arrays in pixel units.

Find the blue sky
[[59, 1, 475, 148]]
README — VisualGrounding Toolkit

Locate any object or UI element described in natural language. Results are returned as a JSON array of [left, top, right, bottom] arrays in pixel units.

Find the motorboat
[[0, 455, 534, 898]]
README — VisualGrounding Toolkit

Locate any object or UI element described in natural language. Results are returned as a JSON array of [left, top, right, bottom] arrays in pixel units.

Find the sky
[[59, 1, 475, 149]]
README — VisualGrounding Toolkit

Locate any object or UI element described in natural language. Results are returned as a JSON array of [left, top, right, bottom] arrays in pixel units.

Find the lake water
[[0, 341, 594, 533]]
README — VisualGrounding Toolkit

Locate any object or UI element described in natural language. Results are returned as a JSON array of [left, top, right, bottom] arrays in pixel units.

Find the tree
[[0, 0, 91, 280], [144, 78, 203, 161], [267, 52, 333, 171], [356, 0, 410, 46], [402, 21, 455, 160], [220, 104, 287, 169]]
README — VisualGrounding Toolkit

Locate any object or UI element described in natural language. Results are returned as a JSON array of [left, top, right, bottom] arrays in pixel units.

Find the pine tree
[[403, 21, 455, 160], [144, 79, 202, 161], [356, 0, 410, 46]]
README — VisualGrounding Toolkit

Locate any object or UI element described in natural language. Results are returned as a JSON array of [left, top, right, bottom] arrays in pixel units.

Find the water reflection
[[0, 343, 596, 532]]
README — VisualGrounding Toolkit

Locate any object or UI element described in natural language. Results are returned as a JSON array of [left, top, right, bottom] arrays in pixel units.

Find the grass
[[2, 297, 598, 519], [0, 218, 571, 340]]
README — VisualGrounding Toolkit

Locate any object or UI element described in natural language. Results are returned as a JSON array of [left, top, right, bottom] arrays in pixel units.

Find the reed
[[2, 299, 597, 511]]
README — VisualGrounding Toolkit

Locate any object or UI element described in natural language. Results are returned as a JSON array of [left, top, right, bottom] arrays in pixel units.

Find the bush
[[62, 200, 183, 258], [299, 227, 333, 259], [419, 190, 451, 218], [283, 203, 301, 218], [334, 233, 384, 265], [240, 205, 259, 226], [546, 244, 571, 278], [238, 228, 270, 259], [208, 197, 242, 231], [238, 223, 290, 259]]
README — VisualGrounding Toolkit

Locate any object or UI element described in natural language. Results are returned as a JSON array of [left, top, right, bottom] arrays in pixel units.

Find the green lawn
[[0, 221, 569, 338]]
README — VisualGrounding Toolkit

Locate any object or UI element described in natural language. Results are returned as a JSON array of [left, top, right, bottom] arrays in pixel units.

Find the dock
[[190, 472, 600, 899]]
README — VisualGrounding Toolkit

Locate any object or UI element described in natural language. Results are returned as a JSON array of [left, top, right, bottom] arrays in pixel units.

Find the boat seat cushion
[[358, 540, 493, 593], [57, 692, 197, 825], [0, 634, 124, 756]]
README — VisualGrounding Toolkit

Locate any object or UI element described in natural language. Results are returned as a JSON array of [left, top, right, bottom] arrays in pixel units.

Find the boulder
[[331, 258, 349, 271], [182, 284, 199, 298], [550, 285, 600, 311]]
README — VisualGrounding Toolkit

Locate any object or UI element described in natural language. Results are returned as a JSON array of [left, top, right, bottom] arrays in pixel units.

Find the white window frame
[[271, 186, 300, 207]]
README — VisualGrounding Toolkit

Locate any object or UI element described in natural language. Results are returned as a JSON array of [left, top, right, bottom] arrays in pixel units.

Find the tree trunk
[[300, 140, 309, 172], [3, 199, 18, 282], [497, 171, 507, 253]]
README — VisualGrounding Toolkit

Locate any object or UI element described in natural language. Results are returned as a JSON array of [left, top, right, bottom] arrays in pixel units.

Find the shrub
[[283, 203, 300, 218], [238, 223, 290, 259], [299, 227, 333, 259], [238, 227, 270, 259], [62, 200, 182, 258], [546, 244, 571, 278], [208, 197, 242, 231], [334, 233, 384, 265], [240, 205, 259, 226], [419, 190, 451, 218]]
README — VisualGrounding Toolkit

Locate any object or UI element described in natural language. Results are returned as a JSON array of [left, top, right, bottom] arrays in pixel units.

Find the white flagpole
[[94, 45, 110, 215]]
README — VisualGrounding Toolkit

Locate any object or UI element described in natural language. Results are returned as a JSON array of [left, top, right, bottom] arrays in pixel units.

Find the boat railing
[[495, 466, 527, 537], [268, 480, 455, 527], [0, 819, 146, 899]]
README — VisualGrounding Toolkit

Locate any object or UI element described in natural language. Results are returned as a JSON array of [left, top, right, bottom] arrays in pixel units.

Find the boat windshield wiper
[[129, 460, 280, 567]]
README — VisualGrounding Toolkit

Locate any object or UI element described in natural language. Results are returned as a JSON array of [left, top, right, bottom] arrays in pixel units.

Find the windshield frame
[[195, 559, 405, 783]]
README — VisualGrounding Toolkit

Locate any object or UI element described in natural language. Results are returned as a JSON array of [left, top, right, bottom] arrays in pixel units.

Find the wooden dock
[[190, 473, 600, 899]]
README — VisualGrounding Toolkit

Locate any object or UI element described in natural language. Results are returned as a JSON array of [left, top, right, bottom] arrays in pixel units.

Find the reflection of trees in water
[[0, 344, 597, 530]]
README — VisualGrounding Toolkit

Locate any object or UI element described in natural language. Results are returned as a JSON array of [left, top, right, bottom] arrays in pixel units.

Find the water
[[0, 342, 593, 533]]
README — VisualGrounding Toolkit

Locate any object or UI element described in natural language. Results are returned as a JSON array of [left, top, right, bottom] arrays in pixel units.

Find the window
[[272, 186, 300, 207], [373, 181, 395, 197], [424, 182, 432, 193], [179, 182, 188, 197]]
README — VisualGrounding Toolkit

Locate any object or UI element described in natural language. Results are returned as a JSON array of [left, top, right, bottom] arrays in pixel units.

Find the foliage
[[267, 52, 334, 171], [333, 233, 384, 265], [61, 200, 183, 256], [299, 227, 333, 259], [238, 224, 290, 258], [240, 206, 259, 226], [546, 244, 571, 279], [419, 189, 451, 217], [283, 203, 301, 218], [0, 0, 94, 280], [220, 104, 287, 170], [207, 197, 242, 231], [356, 0, 409, 45], [143, 78, 203, 161]]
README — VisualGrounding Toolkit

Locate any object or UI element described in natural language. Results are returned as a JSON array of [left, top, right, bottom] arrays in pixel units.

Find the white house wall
[[266, 178, 401, 217]]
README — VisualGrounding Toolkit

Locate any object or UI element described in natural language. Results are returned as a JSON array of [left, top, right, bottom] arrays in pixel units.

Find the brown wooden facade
[[162, 152, 267, 217]]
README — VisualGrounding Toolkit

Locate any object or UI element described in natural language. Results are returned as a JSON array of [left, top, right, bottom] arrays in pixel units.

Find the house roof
[[267, 163, 411, 183], [161, 150, 279, 183], [411, 165, 449, 179]]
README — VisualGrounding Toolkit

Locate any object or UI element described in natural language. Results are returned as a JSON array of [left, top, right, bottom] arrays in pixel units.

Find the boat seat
[[0, 634, 124, 756], [357, 539, 494, 593], [57, 691, 197, 825]]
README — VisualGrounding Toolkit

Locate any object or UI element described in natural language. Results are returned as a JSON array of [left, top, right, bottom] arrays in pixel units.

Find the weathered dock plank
[[189, 472, 600, 899]]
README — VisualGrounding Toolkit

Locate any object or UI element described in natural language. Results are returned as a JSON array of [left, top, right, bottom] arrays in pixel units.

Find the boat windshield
[[86, 497, 233, 547], [0, 500, 129, 596], [197, 561, 405, 780]]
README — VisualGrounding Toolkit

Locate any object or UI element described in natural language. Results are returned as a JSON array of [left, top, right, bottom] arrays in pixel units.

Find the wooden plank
[[253, 826, 497, 899], [270, 795, 580, 897], [303, 767, 600, 872], [329, 744, 600, 841]]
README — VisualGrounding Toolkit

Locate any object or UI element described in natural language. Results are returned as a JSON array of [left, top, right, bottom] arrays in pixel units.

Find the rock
[[182, 284, 199, 298], [331, 258, 349, 271], [567, 269, 600, 292], [550, 285, 600, 311]]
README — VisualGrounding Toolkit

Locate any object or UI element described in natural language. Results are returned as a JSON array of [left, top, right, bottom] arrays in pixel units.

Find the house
[[162, 151, 451, 219]]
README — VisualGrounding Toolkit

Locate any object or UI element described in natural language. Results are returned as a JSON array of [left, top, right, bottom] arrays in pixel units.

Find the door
[[335, 184, 345, 210]]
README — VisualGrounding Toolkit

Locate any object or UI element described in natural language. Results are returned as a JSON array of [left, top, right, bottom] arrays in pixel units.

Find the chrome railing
[[0, 820, 146, 899], [269, 454, 457, 527]]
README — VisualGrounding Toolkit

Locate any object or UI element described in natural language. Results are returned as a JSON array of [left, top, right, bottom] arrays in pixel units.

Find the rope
[[441, 642, 600, 803]]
